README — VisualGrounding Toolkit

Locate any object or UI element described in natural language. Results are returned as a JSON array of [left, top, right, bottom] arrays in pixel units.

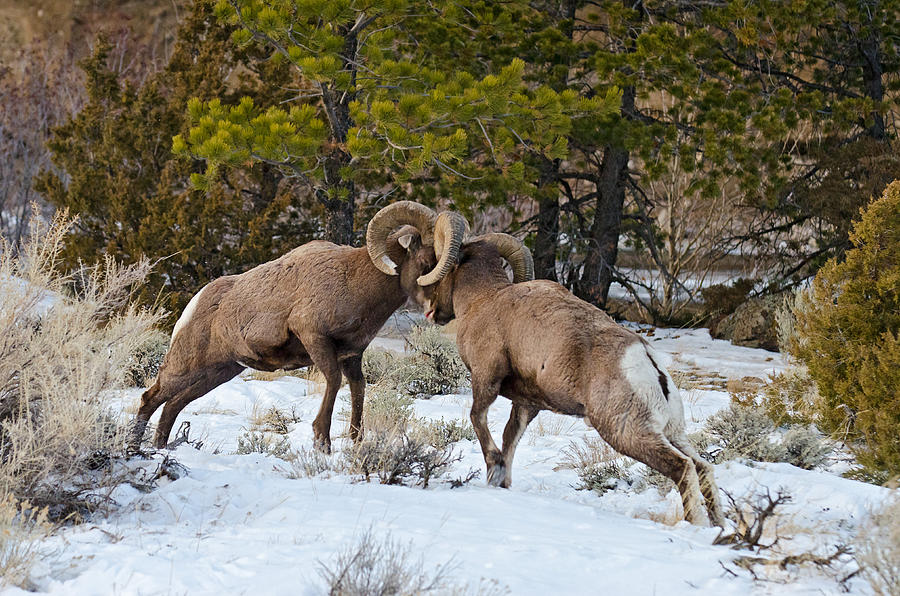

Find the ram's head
[[366, 201, 469, 306]]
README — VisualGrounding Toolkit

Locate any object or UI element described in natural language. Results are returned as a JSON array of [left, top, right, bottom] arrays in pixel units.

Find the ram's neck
[[451, 258, 510, 320]]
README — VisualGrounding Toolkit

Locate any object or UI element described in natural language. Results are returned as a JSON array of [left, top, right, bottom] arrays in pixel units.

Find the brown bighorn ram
[[421, 234, 725, 526], [131, 201, 468, 452]]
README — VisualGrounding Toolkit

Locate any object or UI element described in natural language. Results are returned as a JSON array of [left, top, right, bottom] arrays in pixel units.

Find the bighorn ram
[[131, 201, 467, 452], [420, 234, 725, 526]]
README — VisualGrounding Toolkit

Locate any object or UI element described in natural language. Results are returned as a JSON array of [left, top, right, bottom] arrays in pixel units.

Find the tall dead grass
[[857, 494, 900, 596], [0, 496, 52, 590], [0, 210, 165, 520]]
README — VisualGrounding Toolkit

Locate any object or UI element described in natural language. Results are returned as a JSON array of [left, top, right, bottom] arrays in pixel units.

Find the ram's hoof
[[486, 463, 507, 487], [313, 437, 332, 454]]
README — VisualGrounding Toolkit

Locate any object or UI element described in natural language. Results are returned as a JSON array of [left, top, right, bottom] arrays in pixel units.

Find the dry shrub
[[284, 445, 336, 478], [0, 497, 52, 590], [235, 430, 291, 459], [402, 325, 469, 396], [640, 465, 676, 496], [697, 404, 785, 463], [781, 426, 833, 470], [249, 404, 301, 435], [338, 385, 461, 488], [557, 436, 617, 472], [320, 529, 453, 596], [559, 437, 634, 494], [412, 418, 476, 450], [574, 460, 632, 494], [857, 494, 900, 596], [692, 402, 834, 470], [359, 327, 468, 399], [362, 347, 399, 385], [359, 384, 416, 435], [122, 330, 169, 387], [0, 211, 165, 518], [342, 429, 461, 489], [700, 403, 832, 469]]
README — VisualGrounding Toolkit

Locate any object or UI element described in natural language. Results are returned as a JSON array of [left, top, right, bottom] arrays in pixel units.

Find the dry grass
[[0, 497, 52, 590], [857, 493, 900, 596], [556, 436, 617, 471], [0, 211, 165, 518], [412, 418, 476, 450], [527, 412, 578, 443], [248, 403, 301, 435], [319, 529, 453, 595], [245, 368, 310, 382], [641, 502, 684, 526], [234, 430, 291, 459]]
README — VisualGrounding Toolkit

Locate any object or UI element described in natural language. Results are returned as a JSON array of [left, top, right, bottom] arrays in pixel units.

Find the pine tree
[[694, 0, 900, 280], [177, 0, 616, 245], [37, 1, 318, 317]]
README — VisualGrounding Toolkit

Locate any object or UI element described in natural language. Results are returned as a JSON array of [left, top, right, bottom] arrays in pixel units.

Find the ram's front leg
[[302, 334, 342, 453], [469, 378, 503, 486]]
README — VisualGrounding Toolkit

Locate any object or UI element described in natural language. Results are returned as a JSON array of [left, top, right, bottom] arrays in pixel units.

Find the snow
[[8, 327, 893, 596]]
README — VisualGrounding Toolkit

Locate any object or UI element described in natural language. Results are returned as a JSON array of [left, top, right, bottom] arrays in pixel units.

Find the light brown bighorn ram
[[131, 201, 468, 452], [420, 234, 725, 526]]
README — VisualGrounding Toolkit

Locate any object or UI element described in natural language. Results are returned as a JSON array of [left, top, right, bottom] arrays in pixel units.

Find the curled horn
[[478, 233, 535, 283], [366, 201, 438, 275], [416, 211, 469, 286]]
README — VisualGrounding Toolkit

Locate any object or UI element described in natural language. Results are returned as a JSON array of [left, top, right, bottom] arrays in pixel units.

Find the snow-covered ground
[[9, 327, 893, 595]]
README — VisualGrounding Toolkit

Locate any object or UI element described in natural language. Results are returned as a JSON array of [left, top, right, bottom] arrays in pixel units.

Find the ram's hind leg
[[498, 404, 539, 488], [153, 363, 244, 448], [670, 432, 725, 527], [591, 415, 708, 525]]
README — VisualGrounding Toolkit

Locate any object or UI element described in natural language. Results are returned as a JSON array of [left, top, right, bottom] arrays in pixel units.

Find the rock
[[711, 295, 783, 352]]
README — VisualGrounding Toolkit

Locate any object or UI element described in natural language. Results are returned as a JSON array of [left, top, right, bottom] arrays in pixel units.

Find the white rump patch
[[620, 342, 665, 406], [171, 285, 206, 346]]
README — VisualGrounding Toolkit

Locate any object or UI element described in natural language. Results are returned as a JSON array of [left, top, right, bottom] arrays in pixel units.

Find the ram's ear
[[398, 233, 415, 250]]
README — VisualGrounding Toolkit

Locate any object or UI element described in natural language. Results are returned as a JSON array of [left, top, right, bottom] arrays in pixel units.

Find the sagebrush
[[235, 430, 291, 459], [319, 530, 453, 596], [360, 326, 468, 398], [123, 330, 169, 387], [0, 211, 165, 518], [696, 403, 832, 469], [856, 494, 900, 596], [0, 497, 52, 590]]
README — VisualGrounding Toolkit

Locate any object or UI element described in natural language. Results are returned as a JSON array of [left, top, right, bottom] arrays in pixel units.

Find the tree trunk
[[859, 23, 885, 140], [531, 0, 576, 282], [533, 191, 560, 281], [532, 155, 561, 281], [574, 85, 635, 307], [318, 60, 357, 246], [322, 193, 356, 246], [319, 145, 357, 246]]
